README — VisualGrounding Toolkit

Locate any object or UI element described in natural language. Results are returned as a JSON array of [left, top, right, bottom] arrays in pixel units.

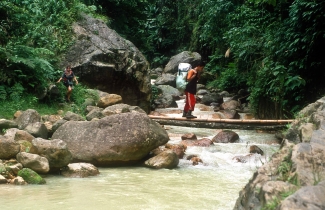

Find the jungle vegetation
[[0, 0, 324, 119]]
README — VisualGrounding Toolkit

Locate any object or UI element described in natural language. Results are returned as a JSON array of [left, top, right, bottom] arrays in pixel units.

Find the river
[[0, 95, 282, 210], [0, 125, 280, 210]]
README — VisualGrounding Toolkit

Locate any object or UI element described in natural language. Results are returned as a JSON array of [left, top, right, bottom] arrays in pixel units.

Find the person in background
[[182, 61, 205, 118], [57, 65, 78, 102]]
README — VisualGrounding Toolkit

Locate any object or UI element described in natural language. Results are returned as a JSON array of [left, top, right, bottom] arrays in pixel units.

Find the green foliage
[[0, 0, 324, 119], [262, 189, 296, 210], [207, 63, 247, 91], [0, 86, 6, 100], [277, 148, 294, 182], [0, 0, 97, 100], [0, 81, 96, 119]]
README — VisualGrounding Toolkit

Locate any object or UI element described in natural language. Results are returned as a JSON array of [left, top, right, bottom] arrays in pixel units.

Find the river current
[[0, 125, 279, 210], [0, 94, 281, 209]]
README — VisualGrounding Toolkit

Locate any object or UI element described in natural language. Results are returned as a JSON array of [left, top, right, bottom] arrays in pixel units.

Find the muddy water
[[1, 94, 281, 209], [0, 125, 279, 210]]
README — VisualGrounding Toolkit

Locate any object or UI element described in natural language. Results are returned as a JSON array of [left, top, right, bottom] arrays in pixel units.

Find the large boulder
[[61, 14, 151, 113], [52, 112, 169, 166], [0, 136, 20, 159], [153, 94, 178, 108], [201, 93, 224, 106], [156, 85, 183, 97], [15, 109, 41, 130], [154, 73, 176, 87], [31, 138, 73, 171], [4, 128, 34, 142], [0, 119, 18, 130], [24, 122, 48, 139], [16, 152, 50, 174], [233, 96, 325, 210], [163, 51, 202, 74], [278, 181, 325, 209]]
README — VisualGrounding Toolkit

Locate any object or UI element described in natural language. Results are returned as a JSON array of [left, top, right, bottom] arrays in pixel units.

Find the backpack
[[176, 63, 192, 92]]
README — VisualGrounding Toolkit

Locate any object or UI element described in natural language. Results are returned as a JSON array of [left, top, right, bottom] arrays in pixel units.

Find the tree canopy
[[1, 0, 324, 119]]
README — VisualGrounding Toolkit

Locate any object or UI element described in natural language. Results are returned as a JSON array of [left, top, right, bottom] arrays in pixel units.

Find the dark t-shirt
[[62, 71, 75, 86], [185, 71, 198, 94]]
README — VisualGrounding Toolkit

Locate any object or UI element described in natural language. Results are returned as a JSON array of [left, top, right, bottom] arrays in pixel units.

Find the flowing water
[[0, 126, 280, 210], [0, 94, 281, 209]]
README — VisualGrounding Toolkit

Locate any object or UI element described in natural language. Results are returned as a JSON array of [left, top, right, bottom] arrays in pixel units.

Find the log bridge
[[148, 115, 294, 131]]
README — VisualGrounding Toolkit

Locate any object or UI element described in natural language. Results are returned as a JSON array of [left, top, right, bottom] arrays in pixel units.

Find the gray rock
[[197, 89, 210, 95], [51, 119, 67, 134], [233, 96, 325, 210], [10, 176, 27, 185], [16, 152, 49, 174], [0, 136, 20, 159], [61, 14, 151, 113], [201, 93, 224, 106], [4, 128, 34, 142], [212, 130, 239, 143], [63, 111, 85, 121], [86, 108, 105, 121], [0, 175, 7, 184], [102, 103, 146, 116], [0, 119, 18, 130], [163, 51, 201, 74], [154, 94, 178, 108], [15, 109, 41, 130], [32, 138, 72, 171], [220, 100, 241, 111], [156, 85, 183, 97], [144, 150, 179, 169], [52, 112, 169, 166], [279, 181, 325, 210], [154, 73, 176, 87], [60, 163, 99, 178], [24, 122, 48, 139]]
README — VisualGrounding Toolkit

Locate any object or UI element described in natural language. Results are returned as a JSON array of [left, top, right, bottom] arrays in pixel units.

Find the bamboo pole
[[148, 115, 294, 124]]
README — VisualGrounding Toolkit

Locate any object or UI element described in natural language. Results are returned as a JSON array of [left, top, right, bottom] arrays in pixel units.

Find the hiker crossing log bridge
[[148, 115, 294, 131]]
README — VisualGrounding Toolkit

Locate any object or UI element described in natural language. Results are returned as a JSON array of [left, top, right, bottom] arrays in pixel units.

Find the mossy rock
[[0, 164, 6, 175], [18, 140, 33, 153], [17, 168, 46, 184]]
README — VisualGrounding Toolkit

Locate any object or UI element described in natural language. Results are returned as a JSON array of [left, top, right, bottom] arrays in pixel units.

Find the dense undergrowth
[[1, 0, 325, 119], [0, 83, 95, 120]]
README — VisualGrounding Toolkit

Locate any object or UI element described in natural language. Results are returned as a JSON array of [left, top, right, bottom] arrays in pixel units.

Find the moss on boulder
[[17, 168, 46, 184]]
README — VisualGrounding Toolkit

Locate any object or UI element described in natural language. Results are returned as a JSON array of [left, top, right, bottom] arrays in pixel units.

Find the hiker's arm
[[74, 76, 78, 85], [187, 70, 197, 82], [57, 78, 62, 83]]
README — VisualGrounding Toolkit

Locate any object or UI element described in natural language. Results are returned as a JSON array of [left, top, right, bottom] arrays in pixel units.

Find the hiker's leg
[[187, 92, 196, 111], [67, 86, 72, 101], [184, 91, 191, 112], [185, 93, 197, 118]]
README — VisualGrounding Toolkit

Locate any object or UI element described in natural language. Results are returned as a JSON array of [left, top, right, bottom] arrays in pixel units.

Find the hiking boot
[[182, 111, 187, 117], [186, 110, 197, 119]]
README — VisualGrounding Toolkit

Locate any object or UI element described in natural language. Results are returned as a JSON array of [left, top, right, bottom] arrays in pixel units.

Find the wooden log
[[148, 115, 293, 130]]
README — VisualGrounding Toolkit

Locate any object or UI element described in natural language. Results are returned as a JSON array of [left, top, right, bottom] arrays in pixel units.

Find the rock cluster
[[233, 96, 325, 210], [0, 90, 173, 185]]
